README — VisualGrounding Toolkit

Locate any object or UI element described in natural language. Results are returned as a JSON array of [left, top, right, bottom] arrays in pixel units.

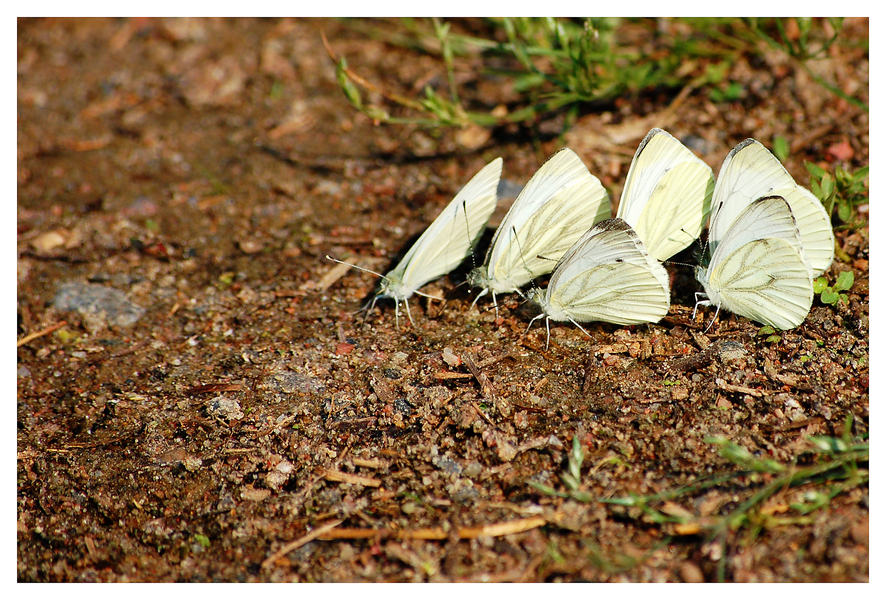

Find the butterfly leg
[[703, 304, 721, 334], [491, 292, 499, 320], [544, 317, 551, 350], [691, 292, 710, 320], [393, 300, 401, 330], [525, 312, 544, 335], [361, 295, 379, 328], [469, 288, 488, 311], [403, 297, 417, 328], [568, 317, 594, 342]]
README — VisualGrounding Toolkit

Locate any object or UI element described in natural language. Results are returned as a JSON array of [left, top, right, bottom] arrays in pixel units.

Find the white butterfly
[[616, 128, 715, 261], [328, 157, 502, 327], [467, 148, 610, 312], [527, 218, 670, 348], [707, 138, 834, 276], [695, 195, 813, 330]]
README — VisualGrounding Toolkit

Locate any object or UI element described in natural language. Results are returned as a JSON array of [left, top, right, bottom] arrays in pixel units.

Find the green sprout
[[814, 270, 854, 306], [756, 325, 782, 344]]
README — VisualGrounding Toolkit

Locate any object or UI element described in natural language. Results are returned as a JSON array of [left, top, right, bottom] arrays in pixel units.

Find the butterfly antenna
[[461, 198, 480, 270], [325, 255, 388, 280], [511, 225, 535, 284], [700, 201, 722, 258], [665, 259, 697, 269]]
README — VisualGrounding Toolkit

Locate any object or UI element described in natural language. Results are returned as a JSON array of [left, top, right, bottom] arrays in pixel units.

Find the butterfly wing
[[708, 139, 833, 275], [770, 184, 834, 276], [543, 218, 670, 325], [616, 129, 714, 261], [386, 157, 501, 295], [482, 148, 610, 292], [702, 196, 813, 330]]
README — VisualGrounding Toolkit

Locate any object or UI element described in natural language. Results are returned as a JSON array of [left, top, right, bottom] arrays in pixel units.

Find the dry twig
[[261, 519, 344, 570], [316, 516, 546, 541], [16, 320, 67, 347]]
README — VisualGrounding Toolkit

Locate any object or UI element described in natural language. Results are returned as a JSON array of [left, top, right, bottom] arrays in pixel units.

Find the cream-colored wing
[[389, 157, 501, 294], [700, 196, 812, 330], [771, 184, 834, 276], [617, 128, 714, 261], [482, 148, 609, 292], [708, 138, 833, 276], [542, 218, 669, 325]]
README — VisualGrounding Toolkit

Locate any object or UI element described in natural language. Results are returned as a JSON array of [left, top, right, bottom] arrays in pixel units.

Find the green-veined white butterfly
[[328, 157, 502, 327], [707, 138, 834, 276], [616, 128, 715, 261], [695, 195, 813, 330], [467, 148, 610, 313], [527, 218, 670, 348]]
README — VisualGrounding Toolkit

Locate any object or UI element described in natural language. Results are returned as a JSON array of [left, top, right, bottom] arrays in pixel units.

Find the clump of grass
[[327, 17, 864, 132], [531, 416, 868, 581]]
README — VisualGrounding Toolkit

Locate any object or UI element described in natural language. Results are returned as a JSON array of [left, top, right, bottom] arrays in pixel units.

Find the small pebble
[[442, 347, 461, 368], [717, 340, 747, 363], [209, 396, 244, 421], [679, 561, 705, 583]]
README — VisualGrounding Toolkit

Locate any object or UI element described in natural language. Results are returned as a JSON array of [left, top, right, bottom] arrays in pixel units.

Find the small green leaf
[[757, 325, 777, 336], [336, 59, 362, 110], [805, 161, 827, 179], [820, 288, 839, 305], [765, 334, 782, 343], [269, 80, 284, 101], [194, 534, 210, 548], [364, 105, 390, 122], [772, 135, 789, 162], [834, 270, 854, 292], [820, 173, 835, 199], [55, 328, 79, 344], [813, 277, 828, 294]]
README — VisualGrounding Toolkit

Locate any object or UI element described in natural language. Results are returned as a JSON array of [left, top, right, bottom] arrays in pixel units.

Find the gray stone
[[53, 282, 144, 330]]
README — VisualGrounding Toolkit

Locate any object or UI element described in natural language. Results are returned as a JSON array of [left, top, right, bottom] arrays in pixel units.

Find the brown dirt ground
[[17, 18, 868, 582]]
